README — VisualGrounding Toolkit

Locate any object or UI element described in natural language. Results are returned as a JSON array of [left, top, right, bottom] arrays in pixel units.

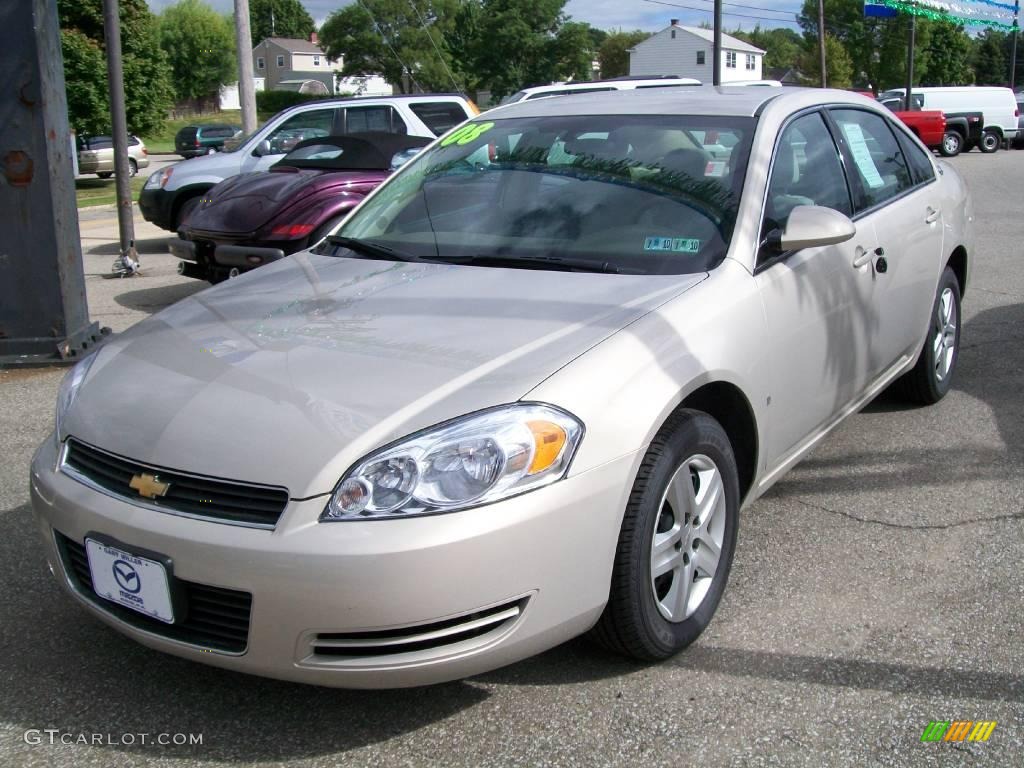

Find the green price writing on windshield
[[440, 121, 495, 147]]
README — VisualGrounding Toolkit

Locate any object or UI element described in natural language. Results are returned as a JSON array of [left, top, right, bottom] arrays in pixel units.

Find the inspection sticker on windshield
[[644, 237, 701, 253]]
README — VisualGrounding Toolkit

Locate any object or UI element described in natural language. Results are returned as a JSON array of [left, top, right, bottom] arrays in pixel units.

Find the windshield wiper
[[440, 254, 627, 274], [324, 236, 433, 264]]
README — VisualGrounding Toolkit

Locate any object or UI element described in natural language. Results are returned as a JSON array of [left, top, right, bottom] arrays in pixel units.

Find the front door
[[239, 108, 339, 173], [754, 111, 876, 467]]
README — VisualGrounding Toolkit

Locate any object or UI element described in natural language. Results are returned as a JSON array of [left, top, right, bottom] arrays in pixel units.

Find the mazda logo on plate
[[112, 559, 141, 594]]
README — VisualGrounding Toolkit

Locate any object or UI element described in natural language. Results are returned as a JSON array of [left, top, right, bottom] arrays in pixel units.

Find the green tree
[[552, 21, 598, 82], [798, 33, 854, 88], [58, 0, 174, 136], [920, 21, 972, 85], [799, 0, 891, 88], [974, 29, 1008, 85], [320, 0, 466, 94], [598, 30, 650, 78], [732, 26, 803, 74], [159, 0, 237, 103], [250, 0, 315, 44]]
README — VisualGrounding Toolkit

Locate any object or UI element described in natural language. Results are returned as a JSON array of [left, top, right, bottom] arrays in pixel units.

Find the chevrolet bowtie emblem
[[129, 472, 171, 499]]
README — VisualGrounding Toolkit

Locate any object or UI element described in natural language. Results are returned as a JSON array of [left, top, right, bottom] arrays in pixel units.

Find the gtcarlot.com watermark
[[24, 729, 202, 747]]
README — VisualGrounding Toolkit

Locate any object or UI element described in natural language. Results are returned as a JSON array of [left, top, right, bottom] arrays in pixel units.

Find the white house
[[629, 20, 765, 83], [253, 35, 342, 94]]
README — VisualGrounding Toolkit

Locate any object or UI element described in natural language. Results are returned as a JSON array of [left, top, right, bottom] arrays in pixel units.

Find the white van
[[878, 86, 1019, 152], [501, 76, 701, 104]]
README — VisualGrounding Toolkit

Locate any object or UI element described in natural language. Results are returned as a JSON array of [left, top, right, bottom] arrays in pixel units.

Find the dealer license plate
[[85, 539, 175, 624]]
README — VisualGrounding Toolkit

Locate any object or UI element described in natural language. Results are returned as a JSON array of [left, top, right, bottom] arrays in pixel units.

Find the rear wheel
[[206, 147, 217, 155], [128, 158, 138, 177], [97, 172, 112, 179], [980, 130, 1000, 153], [939, 131, 962, 157], [893, 266, 961, 404], [590, 409, 739, 661]]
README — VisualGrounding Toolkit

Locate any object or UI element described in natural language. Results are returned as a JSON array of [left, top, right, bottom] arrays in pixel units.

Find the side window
[[256, 57, 265, 70], [830, 109, 913, 211], [265, 109, 337, 154], [894, 128, 935, 185], [696, 50, 705, 65], [345, 106, 407, 134], [276, 55, 285, 68], [762, 112, 851, 243]]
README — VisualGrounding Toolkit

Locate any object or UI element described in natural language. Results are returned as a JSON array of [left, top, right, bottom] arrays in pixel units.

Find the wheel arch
[[947, 245, 969, 298], [170, 184, 214, 230], [665, 381, 760, 505]]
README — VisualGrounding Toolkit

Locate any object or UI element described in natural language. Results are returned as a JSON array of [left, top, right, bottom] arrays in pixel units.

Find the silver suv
[[76, 135, 150, 178]]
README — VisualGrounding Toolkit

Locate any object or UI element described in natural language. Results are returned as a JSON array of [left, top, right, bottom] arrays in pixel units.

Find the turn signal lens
[[527, 421, 567, 474]]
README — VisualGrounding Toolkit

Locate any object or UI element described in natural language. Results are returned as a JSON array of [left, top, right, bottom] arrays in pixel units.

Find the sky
[[144, 0, 805, 33]]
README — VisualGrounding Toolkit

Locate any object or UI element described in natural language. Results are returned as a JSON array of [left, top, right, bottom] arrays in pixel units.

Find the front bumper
[[30, 435, 640, 688], [138, 187, 175, 230]]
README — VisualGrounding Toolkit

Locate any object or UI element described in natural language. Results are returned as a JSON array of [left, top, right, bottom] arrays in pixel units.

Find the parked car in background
[[170, 133, 430, 283], [1015, 92, 1024, 147], [884, 109, 949, 155], [174, 124, 242, 158], [878, 87, 1018, 152], [36, 88, 973, 688], [501, 75, 701, 104], [76, 135, 149, 178], [140, 94, 478, 232]]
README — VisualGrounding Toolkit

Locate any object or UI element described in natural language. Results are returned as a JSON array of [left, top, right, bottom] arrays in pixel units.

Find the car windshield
[[328, 114, 754, 275]]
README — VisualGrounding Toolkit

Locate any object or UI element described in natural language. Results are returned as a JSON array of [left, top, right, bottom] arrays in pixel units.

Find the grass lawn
[[76, 176, 147, 209], [141, 110, 243, 153]]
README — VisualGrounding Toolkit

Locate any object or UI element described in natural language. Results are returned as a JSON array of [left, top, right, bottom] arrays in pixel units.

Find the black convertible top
[[273, 133, 432, 171]]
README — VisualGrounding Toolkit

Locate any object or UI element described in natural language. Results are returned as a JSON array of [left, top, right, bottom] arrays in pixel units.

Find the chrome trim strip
[[313, 606, 521, 649], [49, 527, 247, 657], [58, 439, 282, 531]]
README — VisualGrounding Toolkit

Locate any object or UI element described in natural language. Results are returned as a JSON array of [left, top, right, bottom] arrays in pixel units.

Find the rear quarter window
[[409, 102, 471, 135]]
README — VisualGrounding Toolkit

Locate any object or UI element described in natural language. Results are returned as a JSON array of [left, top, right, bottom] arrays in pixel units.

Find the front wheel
[[97, 172, 112, 179], [939, 131, 962, 157], [590, 409, 739, 661], [980, 130, 1000, 153], [893, 266, 961, 405]]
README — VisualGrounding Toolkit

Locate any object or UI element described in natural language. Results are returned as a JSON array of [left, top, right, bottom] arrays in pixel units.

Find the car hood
[[186, 170, 382, 235], [65, 254, 704, 498]]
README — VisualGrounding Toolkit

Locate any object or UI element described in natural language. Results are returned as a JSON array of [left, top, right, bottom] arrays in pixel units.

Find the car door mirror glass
[[773, 205, 856, 251], [254, 140, 272, 157]]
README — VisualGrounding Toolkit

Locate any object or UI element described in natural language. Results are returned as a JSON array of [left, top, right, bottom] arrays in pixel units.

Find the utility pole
[[818, 0, 827, 87], [904, 11, 916, 110], [1012, 4, 1019, 90], [102, 0, 138, 276], [713, 0, 723, 86], [234, 0, 258, 135], [0, 0, 104, 366]]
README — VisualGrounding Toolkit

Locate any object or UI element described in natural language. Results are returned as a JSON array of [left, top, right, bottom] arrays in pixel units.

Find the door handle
[[925, 206, 941, 224], [853, 246, 874, 269]]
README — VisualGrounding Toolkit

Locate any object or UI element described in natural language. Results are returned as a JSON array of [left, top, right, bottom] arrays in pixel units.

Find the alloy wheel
[[650, 454, 726, 622], [933, 286, 958, 382]]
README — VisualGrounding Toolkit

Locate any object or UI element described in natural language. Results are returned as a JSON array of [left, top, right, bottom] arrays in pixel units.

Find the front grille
[[310, 598, 528, 659], [56, 532, 252, 654], [63, 438, 289, 529]]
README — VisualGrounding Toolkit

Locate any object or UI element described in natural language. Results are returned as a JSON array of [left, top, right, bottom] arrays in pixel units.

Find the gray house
[[253, 35, 342, 94]]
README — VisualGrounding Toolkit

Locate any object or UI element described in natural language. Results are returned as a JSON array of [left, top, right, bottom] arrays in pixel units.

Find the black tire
[[590, 409, 739, 661], [207, 147, 217, 155], [980, 130, 1000, 153], [939, 131, 962, 157], [174, 195, 203, 231], [305, 215, 346, 249], [128, 158, 138, 177], [97, 172, 112, 179], [893, 266, 962, 405]]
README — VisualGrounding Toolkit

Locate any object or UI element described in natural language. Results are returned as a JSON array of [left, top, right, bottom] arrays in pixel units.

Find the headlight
[[144, 166, 173, 189], [55, 353, 97, 441], [322, 404, 584, 521]]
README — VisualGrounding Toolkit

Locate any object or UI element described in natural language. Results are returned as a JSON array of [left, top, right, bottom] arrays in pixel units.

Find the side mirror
[[253, 139, 272, 157], [765, 205, 856, 252]]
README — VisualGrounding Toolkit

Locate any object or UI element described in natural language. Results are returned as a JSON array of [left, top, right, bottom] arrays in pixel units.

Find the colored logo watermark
[[921, 720, 997, 743]]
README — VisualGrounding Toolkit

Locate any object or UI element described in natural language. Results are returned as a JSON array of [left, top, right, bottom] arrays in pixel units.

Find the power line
[[642, 0, 802, 25], [406, 0, 465, 95], [354, 0, 424, 92]]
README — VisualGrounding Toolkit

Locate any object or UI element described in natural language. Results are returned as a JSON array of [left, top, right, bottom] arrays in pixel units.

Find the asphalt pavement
[[1, 150, 1021, 767]]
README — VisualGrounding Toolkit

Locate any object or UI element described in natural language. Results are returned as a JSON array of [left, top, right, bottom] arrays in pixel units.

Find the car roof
[[489, 85, 871, 120]]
